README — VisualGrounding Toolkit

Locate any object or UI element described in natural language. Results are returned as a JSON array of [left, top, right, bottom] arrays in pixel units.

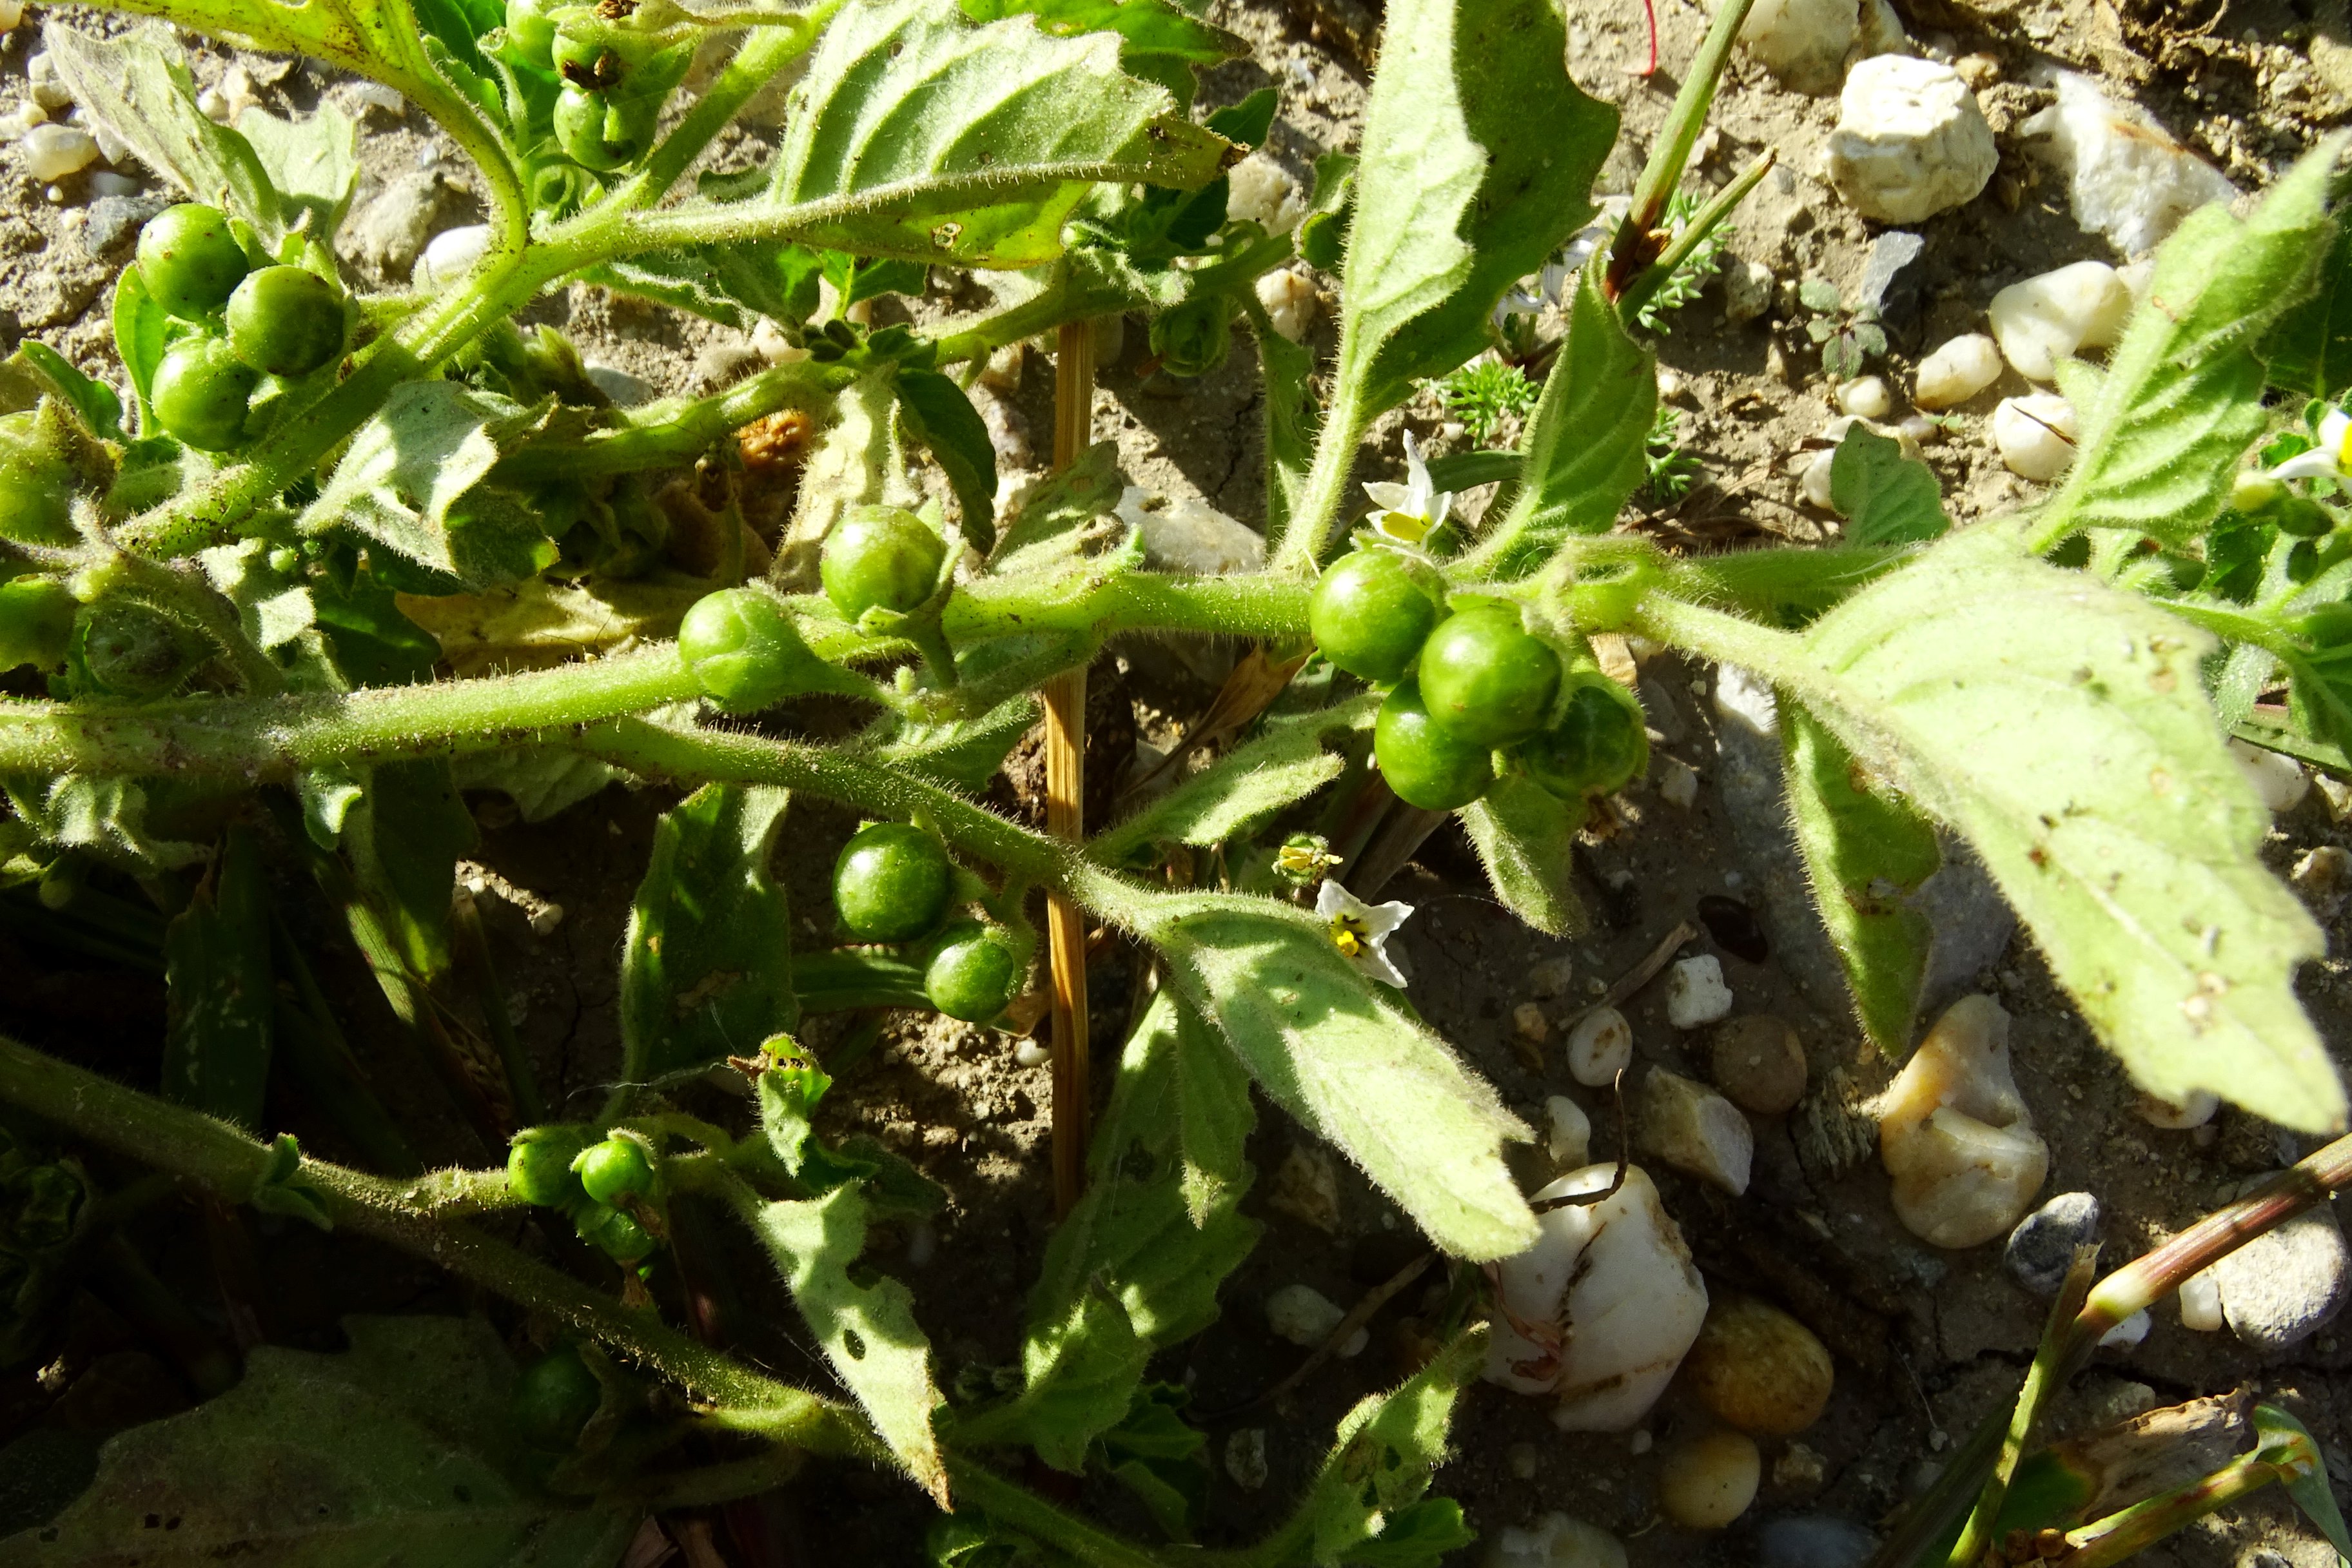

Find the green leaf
[[0, 1315, 637, 1567], [43, 25, 286, 244], [1829, 423, 1948, 546], [1297, 152, 1356, 274], [161, 824, 275, 1130], [727, 0, 1233, 269], [1122, 890, 1537, 1257], [1471, 261, 1654, 578], [1099, 1384, 1208, 1542], [112, 270, 177, 436], [586, 239, 828, 330], [989, 440, 1126, 569], [2255, 1404, 2352, 1565], [2037, 139, 2343, 548], [1758, 522, 2342, 1127], [1779, 701, 1940, 1053], [343, 758, 478, 983], [1093, 700, 1368, 863], [1256, 306, 1320, 544], [897, 367, 1001, 552], [1458, 772, 1586, 939], [448, 748, 622, 823], [2266, 205, 2352, 399], [958, 0, 1246, 109], [1294, 1329, 1484, 1566], [620, 784, 797, 1082], [310, 569, 441, 688], [302, 382, 557, 589], [1, 774, 210, 872], [1330, 0, 1616, 422], [744, 1184, 950, 1505], [235, 102, 363, 242], [7, 344, 122, 442], [998, 990, 1257, 1467]]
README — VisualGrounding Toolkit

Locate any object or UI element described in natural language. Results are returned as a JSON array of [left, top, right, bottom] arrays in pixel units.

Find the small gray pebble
[[2213, 1201, 2349, 1353], [81, 193, 168, 256], [1757, 1516, 1877, 1568], [2004, 1191, 2101, 1297]]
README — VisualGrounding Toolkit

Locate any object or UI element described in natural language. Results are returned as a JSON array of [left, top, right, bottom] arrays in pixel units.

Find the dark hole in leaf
[[1696, 894, 1767, 963], [843, 1328, 867, 1360], [453, 1484, 473, 1503]]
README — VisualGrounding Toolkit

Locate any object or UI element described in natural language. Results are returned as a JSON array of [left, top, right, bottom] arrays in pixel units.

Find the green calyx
[[678, 587, 832, 712]]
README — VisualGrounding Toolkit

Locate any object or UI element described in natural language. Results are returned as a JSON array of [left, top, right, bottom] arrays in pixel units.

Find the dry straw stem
[[1046, 318, 1098, 1218]]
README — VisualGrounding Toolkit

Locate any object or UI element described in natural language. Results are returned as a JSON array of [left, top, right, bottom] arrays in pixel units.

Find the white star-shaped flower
[[1315, 879, 1413, 989], [2271, 408, 2352, 484], [1362, 431, 1452, 547]]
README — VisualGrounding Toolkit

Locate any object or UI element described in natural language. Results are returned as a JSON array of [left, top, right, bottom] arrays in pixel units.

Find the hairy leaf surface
[[2266, 206, 2352, 400], [1333, 0, 1616, 421], [1297, 1329, 1484, 1566], [732, 0, 1231, 268], [343, 758, 477, 983], [1769, 523, 2341, 1126], [2038, 144, 2340, 547], [1780, 701, 1939, 1053], [162, 825, 275, 1130], [1003, 989, 1257, 1467], [1829, 423, 1948, 546], [1474, 262, 1652, 576], [237, 102, 363, 241], [746, 1184, 948, 1504], [1124, 890, 1537, 1257], [1459, 772, 1585, 939], [1093, 699, 1369, 863], [0, 1316, 636, 1567], [621, 784, 796, 1081]]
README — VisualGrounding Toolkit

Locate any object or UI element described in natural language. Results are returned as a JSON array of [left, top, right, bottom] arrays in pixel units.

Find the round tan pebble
[[1656, 1428, 1760, 1529], [1681, 1295, 1834, 1436], [1707, 1015, 1808, 1115]]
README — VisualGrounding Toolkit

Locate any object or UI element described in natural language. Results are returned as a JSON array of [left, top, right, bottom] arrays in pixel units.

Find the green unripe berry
[[573, 1137, 655, 1205], [554, 85, 660, 172], [924, 921, 1024, 1023], [575, 1202, 655, 1262], [0, 578, 76, 672], [1564, 554, 1658, 633], [1374, 679, 1495, 810], [506, 1124, 591, 1207], [0, 411, 77, 548], [1416, 604, 1561, 747], [820, 505, 947, 623], [502, 0, 562, 68], [678, 587, 831, 712], [1514, 678, 1649, 801], [152, 337, 259, 452], [226, 266, 348, 378], [79, 602, 203, 696], [834, 821, 953, 943], [136, 204, 250, 320], [1309, 547, 1444, 683], [512, 1344, 602, 1449]]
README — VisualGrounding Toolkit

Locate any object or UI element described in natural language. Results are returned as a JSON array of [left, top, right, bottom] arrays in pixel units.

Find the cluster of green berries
[[134, 203, 348, 452], [505, 1126, 662, 1264], [503, 0, 696, 174], [833, 822, 1026, 1024], [1308, 545, 1649, 810]]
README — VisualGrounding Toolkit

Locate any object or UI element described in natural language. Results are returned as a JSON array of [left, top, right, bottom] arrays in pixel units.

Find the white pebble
[[1638, 1068, 1754, 1195], [413, 223, 491, 289], [87, 170, 140, 198], [1988, 261, 2132, 382], [2019, 72, 2237, 256], [977, 340, 1024, 391], [1665, 954, 1734, 1029], [1266, 1283, 1347, 1347], [1877, 995, 2049, 1248], [1799, 449, 1838, 511], [19, 123, 97, 181], [1990, 393, 2077, 482], [1546, 1095, 1592, 1168], [1567, 1006, 1633, 1087], [1914, 334, 2003, 409], [1836, 375, 1891, 418], [2179, 1268, 2224, 1332], [2226, 738, 2309, 813], [25, 51, 70, 111], [1658, 757, 1700, 808], [1118, 487, 1265, 575], [1731, 0, 1859, 95], [751, 316, 808, 365], [0, 0, 23, 30], [1827, 57, 1998, 224], [1487, 1164, 1709, 1431], [1486, 1513, 1629, 1568], [1255, 265, 1318, 344], [2135, 1089, 2217, 1130], [1013, 1039, 1050, 1068], [2292, 844, 2352, 906], [2097, 1308, 2151, 1349], [1658, 1429, 1761, 1529], [1227, 154, 1305, 235], [0, 101, 46, 141], [1722, 256, 1774, 325], [1713, 664, 1779, 738]]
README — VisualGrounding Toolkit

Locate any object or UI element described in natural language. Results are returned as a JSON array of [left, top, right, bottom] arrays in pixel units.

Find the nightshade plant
[[0, 0, 2349, 1556]]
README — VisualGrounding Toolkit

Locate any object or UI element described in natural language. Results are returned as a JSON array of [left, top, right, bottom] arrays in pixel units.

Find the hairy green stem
[[1271, 380, 1367, 576], [0, 1031, 855, 1442], [946, 1457, 1185, 1568], [1603, 0, 1759, 297], [2059, 1447, 2297, 1568], [943, 571, 1311, 643], [622, 5, 841, 206], [1615, 149, 1775, 324], [497, 360, 856, 482]]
